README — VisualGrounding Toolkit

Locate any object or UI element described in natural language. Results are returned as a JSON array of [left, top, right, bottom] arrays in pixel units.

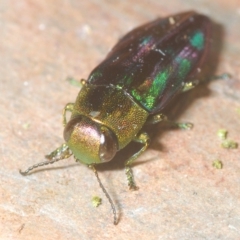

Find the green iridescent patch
[[190, 31, 204, 50], [140, 36, 152, 46], [131, 69, 169, 110], [178, 58, 191, 79]]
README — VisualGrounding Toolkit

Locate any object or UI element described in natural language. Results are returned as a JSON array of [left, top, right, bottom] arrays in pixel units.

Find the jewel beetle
[[20, 11, 212, 225]]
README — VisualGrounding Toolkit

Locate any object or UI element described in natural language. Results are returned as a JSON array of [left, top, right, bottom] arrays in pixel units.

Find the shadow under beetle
[[20, 11, 212, 225]]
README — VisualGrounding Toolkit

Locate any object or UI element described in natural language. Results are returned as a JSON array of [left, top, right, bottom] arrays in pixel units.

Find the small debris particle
[[217, 129, 228, 140], [92, 196, 102, 207], [22, 122, 31, 130], [221, 140, 238, 149], [212, 160, 223, 169]]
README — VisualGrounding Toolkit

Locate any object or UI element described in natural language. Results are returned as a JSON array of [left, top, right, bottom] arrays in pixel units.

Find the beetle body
[[21, 11, 212, 224], [64, 11, 211, 167]]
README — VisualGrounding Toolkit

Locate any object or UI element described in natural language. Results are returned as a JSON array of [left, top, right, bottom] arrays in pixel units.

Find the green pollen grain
[[92, 196, 102, 207], [221, 140, 238, 149], [217, 129, 228, 140], [212, 160, 223, 169], [190, 31, 204, 50]]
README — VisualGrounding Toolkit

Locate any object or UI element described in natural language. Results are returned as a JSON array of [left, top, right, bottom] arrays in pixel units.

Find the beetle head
[[63, 116, 118, 164]]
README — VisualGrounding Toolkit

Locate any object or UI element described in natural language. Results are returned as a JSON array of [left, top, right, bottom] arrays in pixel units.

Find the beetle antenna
[[19, 157, 68, 175], [90, 165, 118, 225], [20, 143, 72, 175]]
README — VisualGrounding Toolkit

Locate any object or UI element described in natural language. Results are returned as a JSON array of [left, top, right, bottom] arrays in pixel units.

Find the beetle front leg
[[125, 132, 150, 190], [63, 103, 74, 127]]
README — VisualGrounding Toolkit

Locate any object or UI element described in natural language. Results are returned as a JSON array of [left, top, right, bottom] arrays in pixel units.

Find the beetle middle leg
[[149, 110, 194, 130], [145, 112, 192, 129], [125, 132, 150, 190]]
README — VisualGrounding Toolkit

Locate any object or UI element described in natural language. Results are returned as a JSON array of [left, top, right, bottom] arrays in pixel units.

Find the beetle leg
[[146, 112, 193, 130], [171, 122, 193, 130], [63, 103, 74, 127], [125, 132, 150, 190], [182, 81, 199, 92], [146, 113, 167, 125]]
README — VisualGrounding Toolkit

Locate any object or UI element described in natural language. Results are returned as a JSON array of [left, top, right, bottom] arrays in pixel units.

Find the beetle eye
[[99, 126, 118, 162]]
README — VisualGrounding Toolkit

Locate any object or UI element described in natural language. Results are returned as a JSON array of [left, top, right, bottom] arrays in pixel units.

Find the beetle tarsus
[[170, 122, 193, 130], [125, 166, 139, 191]]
